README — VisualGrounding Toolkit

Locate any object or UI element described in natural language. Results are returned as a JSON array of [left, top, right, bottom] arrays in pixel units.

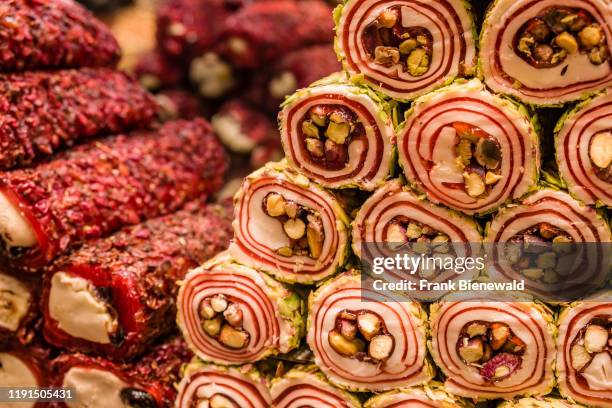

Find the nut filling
[[192, 393, 239, 408], [384, 217, 452, 278], [263, 193, 325, 259], [589, 130, 612, 183], [451, 123, 503, 198], [569, 315, 611, 376], [300, 105, 365, 170], [457, 321, 526, 383], [362, 7, 433, 76], [328, 310, 395, 364], [503, 223, 576, 284], [199, 294, 250, 350], [515, 7, 610, 67]]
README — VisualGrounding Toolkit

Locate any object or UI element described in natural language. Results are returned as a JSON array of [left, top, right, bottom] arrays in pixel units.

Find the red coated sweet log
[[0, 68, 158, 169], [0, 119, 227, 270], [134, 50, 186, 90], [211, 99, 277, 154], [155, 89, 207, 121], [0, 0, 120, 72], [218, 0, 334, 69], [156, 0, 231, 62], [49, 337, 192, 408], [0, 340, 52, 407], [175, 360, 272, 408], [41, 203, 233, 360], [246, 45, 342, 114]]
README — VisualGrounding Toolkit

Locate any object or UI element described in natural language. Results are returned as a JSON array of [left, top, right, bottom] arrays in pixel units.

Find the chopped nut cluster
[[301, 105, 364, 169], [385, 217, 452, 278], [457, 321, 526, 383], [589, 131, 612, 183], [263, 193, 324, 259], [197, 393, 237, 408], [570, 315, 611, 372], [363, 7, 433, 76], [328, 310, 395, 363], [516, 7, 610, 67], [453, 122, 503, 198], [199, 295, 249, 350], [504, 223, 576, 284]]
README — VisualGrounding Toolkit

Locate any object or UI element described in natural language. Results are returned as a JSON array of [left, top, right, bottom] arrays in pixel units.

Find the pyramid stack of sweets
[[176, 0, 612, 407]]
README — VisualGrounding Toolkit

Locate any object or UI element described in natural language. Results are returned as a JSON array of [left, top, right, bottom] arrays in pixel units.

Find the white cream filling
[[49, 272, 117, 344], [0, 353, 37, 408], [211, 113, 256, 153], [582, 351, 612, 391], [0, 273, 31, 332], [63, 367, 129, 408], [0, 192, 36, 248]]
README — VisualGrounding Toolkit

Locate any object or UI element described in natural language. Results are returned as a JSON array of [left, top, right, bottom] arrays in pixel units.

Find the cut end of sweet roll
[[307, 271, 434, 392], [429, 293, 556, 400], [555, 88, 612, 206], [0, 191, 37, 252], [480, 0, 612, 106], [229, 161, 350, 284], [280, 81, 395, 191], [335, 0, 476, 100], [556, 292, 612, 407], [177, 253, 304, 365], [398, 79, 540, 215]]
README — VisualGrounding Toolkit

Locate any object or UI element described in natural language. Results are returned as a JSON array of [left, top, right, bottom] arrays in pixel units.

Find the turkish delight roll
[[0, 119, 226, 270], [229, 162, 350, 284], [429, 293, 556, 400], [335, 0, 477, 100], [555, 88, 612, 207], [397, 79, 540, 215], [307, 271, 434, 392], [352, 179, 482, 300], [41, 203, 232, 360], [497, 397, 584, 407], [175, 360, 272, 408], [177, 253, 304, 365], [485, 188, 611, 302], [270, 365, 361, 408], [556, 292, 612, 408], [364, 383, 472, 407], [279, 78, 395, 190], [480, 0, 612, 105]]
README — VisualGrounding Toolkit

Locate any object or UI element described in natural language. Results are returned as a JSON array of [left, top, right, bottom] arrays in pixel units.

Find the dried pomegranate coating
[[0, 0, 120, 72], [42, 203, 232, 359], [0, 68, 158, 169], [0, 119, 227, 269]]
